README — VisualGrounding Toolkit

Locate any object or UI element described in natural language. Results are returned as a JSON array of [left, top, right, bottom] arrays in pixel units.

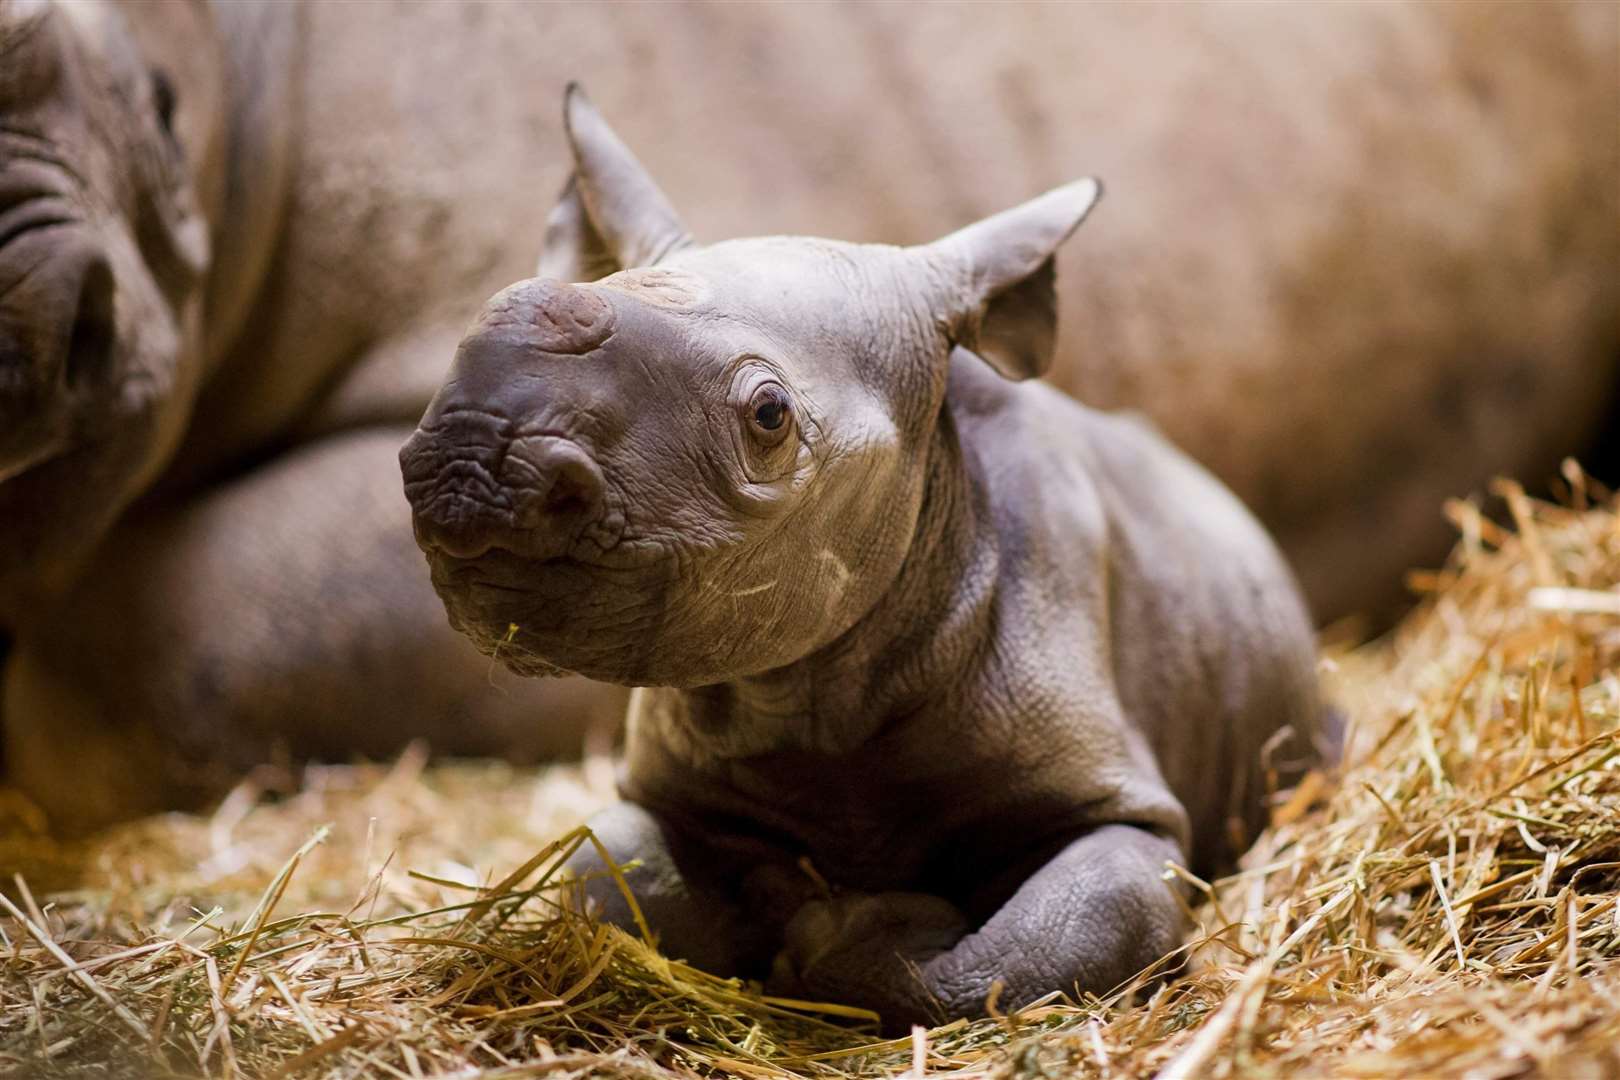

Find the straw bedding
[[3, 468, 1618, 1079]]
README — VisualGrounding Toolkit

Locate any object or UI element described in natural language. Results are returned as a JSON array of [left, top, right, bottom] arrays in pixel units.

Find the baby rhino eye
[[755, 397, 786, 430], [745, 383, 792, 445]]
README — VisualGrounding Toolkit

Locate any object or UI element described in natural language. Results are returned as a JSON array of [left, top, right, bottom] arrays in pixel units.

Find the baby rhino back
[[1082, 403, 1324, 868]]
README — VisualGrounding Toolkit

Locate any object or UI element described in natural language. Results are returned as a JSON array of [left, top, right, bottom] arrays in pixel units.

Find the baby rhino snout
[[401, 426, 606, 562]]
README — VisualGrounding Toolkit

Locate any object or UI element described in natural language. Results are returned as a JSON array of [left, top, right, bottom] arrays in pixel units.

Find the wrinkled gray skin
[[403, 90, 1328, 1028], [3, 0, 1613, 833]]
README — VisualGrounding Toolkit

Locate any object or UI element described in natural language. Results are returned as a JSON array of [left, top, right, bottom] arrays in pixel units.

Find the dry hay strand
[[3, 465, 1620, 1079]]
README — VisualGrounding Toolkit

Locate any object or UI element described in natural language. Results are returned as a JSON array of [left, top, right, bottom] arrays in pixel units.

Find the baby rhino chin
[[435, 555, 659, 676]]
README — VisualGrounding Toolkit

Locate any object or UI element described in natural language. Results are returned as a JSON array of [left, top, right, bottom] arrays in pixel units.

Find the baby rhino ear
[[539, 174, 620, 282], [537, 83, 695, 281], [918, 179, 1102, 381]]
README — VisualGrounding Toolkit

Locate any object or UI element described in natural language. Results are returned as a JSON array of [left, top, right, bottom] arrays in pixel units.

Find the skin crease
[[403, 89, 1331, 1029], [1, 1, 1613, 828]]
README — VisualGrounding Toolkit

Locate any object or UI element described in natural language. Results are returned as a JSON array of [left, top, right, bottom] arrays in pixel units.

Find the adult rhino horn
[[541, 83, 694, 280]]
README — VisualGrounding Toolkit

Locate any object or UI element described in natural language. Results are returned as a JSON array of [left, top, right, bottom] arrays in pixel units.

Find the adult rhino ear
[[537, 83, 694, 281], [918, 179, 1102, 381]]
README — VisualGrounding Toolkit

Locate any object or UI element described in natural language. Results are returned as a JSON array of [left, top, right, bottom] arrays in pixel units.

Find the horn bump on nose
[[473, 278, 617, 357]]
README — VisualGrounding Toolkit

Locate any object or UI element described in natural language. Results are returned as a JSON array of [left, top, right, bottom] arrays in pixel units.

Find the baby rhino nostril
[[506, 436, 604, 534], [539, 485, 587, 522]]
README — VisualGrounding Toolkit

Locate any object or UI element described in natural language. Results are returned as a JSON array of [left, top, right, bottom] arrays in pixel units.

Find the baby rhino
[[401, 87, 1328, 1027]]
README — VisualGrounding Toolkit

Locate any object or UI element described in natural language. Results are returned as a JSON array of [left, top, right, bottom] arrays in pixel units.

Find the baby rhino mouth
[[427, 547, 677, 683], [426, 549, 598, 677], [433, 548, 595, 610], [424, 550, 589, 676]]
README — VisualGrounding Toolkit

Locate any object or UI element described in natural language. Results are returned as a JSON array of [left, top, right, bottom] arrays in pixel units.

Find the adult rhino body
[[0, 0, 632, 831], [0, 0, 1614, 828]]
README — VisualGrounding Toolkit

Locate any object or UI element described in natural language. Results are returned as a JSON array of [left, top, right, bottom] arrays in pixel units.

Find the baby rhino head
[[401, 85, 1099, 688]]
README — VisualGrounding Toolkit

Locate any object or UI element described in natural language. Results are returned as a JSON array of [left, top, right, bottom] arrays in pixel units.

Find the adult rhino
[[1, 0, 1614, 831]]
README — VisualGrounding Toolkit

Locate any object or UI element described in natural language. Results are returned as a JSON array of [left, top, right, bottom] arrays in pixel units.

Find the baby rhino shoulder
[[948, 356, 1323, 868], [948, 354, 1293, 594]]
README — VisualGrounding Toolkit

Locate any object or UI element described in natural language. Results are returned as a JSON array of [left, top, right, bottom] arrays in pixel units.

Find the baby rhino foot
[[769, 892, 969, 1031]]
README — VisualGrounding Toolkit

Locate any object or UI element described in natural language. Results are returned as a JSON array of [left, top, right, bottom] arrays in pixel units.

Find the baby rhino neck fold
[[662, 412, 997, 763]]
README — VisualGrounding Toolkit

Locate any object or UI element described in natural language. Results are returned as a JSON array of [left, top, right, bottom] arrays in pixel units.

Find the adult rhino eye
[[745, 383, 792, 445], [150, 69, 177, 139]]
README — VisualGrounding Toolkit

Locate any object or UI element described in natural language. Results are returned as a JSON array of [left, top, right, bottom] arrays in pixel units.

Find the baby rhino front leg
[[771, 892, 971, 1028], [777, 825, 1185, 1030], [565, 802, 778, 975]]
